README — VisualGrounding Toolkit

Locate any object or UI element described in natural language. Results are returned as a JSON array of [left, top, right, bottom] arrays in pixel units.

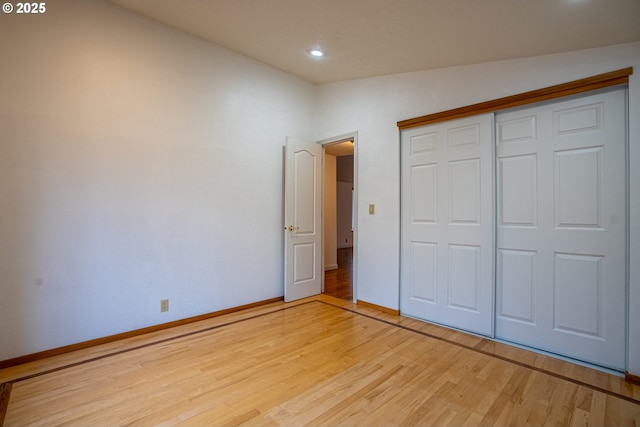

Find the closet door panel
[[496, 88, 627, 370], [401, 114, 493, 336]]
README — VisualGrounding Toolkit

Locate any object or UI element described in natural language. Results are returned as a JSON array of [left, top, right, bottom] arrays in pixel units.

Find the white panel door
[[284, 137, 322, 302], [401, 114, 494, 336], [495, 89, 627, 369]]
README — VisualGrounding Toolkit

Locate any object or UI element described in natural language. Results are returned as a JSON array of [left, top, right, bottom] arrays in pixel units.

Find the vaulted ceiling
[[108, 0, 640, 85]]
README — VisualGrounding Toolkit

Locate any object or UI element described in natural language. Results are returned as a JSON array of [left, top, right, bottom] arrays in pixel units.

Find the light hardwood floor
[[1, 295, 639, 426], [323, 247, 353, 301]]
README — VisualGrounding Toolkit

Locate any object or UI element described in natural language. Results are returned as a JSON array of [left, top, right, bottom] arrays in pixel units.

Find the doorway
[[321, 134, 357, 302]]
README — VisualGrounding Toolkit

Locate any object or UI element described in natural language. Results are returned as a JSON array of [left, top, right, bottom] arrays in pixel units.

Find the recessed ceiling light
[[309, 49, 324, 57]]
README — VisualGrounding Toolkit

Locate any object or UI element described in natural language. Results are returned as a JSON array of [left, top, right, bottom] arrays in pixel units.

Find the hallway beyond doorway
[[324, 247, 353, 301]]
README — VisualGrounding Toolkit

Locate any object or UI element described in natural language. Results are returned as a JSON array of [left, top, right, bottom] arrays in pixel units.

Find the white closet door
[[401, 114, 493, 336], [495, 89, 627, 370]]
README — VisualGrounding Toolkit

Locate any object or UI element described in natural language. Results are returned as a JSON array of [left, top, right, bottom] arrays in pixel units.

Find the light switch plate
[[369, 204, 375, 215]]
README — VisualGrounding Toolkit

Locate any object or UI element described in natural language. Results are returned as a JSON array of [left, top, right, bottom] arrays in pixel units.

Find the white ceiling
[[325, 141, 355, 157], [107, 0, 640, 85]]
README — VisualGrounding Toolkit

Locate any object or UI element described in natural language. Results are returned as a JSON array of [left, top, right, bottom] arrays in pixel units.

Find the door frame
[[318, 131, 359, 303]]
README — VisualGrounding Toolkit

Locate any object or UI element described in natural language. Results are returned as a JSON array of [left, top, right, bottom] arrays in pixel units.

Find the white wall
[[336, 155, 354, 248], [316, 42, 640, 375], [336, 182, 353, 248], [0, 0, 316, 360], [324, 155, 338, 270]]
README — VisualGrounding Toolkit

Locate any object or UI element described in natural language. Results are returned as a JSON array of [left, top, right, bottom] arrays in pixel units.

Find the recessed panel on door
[[448, 244, 481, 312], [497, 249, 538, 325], [411, 164, 437, 224], [554, 147, 603, 229], [553, 253, 603, 337], [293, 243, 315, 283], [410, 242, 437, 303], [449, 159, 481, 225], [498, 155, 537, 227], [294, 151, 317, 234]]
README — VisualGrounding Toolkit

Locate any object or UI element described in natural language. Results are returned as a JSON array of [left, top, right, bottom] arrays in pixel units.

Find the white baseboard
[[324, 264, 339, 271]]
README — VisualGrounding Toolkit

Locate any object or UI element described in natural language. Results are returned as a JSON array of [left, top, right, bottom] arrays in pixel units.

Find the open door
[[284, 137, 322, 302]]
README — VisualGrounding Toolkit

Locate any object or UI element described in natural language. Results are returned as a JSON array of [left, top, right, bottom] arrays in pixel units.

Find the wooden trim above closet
[[397, 67, 633, 130]]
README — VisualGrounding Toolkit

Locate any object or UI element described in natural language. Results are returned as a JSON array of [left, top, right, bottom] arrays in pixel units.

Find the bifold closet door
[[495, 88, 627, 370], [401, 114, 493, 336]]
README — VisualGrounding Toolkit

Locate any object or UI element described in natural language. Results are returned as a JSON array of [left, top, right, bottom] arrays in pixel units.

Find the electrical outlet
[[160, 299, 169, 312]]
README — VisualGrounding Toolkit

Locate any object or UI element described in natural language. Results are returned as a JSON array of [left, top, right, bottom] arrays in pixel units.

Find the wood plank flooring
[[323, 247, 353, 301], [1, 295, 639, 426]]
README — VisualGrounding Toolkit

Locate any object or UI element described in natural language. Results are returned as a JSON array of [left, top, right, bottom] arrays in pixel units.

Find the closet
[[399, 70, 630, 371]]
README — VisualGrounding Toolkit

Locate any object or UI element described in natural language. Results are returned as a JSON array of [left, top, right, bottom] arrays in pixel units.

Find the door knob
[[286, 225, 300, 232]]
